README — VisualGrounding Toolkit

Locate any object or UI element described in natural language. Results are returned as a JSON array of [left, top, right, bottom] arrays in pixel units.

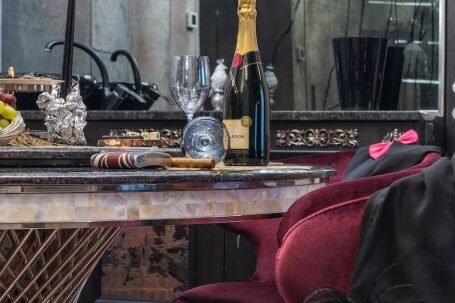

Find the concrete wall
[[1, 0, 200, 111], [2, 0, 92, 76]]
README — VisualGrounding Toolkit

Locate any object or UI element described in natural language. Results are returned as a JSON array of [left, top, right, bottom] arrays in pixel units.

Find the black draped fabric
[[343, 142, 443, 181], [347, 155, 455, 303]]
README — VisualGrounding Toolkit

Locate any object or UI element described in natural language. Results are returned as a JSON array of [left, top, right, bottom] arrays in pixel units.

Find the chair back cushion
[[277, 152, 442, 245]]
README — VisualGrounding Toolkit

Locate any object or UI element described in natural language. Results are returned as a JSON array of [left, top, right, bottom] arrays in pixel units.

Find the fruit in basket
[[3, 94, 16, 108], [0, 119, 9, 129], [1, 104, 17, 121], [0, 91, 16, 109]]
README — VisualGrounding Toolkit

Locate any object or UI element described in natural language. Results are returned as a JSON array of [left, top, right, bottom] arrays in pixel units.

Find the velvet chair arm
[[275, 198, 367, 303]]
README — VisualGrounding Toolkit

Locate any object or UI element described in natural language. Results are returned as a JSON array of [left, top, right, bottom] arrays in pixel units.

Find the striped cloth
[[91, 152, 137, 169]]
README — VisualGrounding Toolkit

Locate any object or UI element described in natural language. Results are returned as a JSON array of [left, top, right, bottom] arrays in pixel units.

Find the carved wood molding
[[154, 129, 182, 141], [109, 128, 182, 141], [276, 129, 359, 148], [106, 129, 182, 148]]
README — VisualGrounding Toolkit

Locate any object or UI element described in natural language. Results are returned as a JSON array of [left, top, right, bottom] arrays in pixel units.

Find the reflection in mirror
[[299, 0, 440, 111], [1, 0, 200, 111], [0, 0, 441, 111]]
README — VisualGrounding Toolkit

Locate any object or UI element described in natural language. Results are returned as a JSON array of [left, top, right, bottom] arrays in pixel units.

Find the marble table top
[[0, 147, 182, 167], [0, 166, 334, 188], [0, 147, 182, 159], [0, 165, 335, 229]]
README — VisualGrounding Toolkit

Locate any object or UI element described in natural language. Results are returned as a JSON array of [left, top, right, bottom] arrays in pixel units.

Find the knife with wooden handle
[[91, 151, 216, 169]]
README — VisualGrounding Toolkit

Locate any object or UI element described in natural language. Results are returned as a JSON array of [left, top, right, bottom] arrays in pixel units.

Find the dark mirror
[[0, 0, 442, 111]]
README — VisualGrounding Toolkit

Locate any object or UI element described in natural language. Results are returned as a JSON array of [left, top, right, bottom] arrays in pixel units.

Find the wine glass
[[170, 56, 211, 122], [182, 116, 230, 163]]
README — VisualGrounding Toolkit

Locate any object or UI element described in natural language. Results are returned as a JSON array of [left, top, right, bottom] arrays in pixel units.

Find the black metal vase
[[379, 46, 405, 110], [333, 37, 389, 110]]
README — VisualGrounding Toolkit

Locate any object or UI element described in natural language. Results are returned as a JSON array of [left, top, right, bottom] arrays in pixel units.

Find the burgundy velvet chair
[[276, 152, 441, 303], [174, 152, 356, 303], [173, 152, 441, 303]]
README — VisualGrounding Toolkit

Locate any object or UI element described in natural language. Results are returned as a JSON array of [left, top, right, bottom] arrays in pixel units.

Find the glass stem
[[187, 114, 194, 122]]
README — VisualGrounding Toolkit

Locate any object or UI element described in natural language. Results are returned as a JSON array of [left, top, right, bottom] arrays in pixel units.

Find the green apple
[[2, 105, 17, 121], [0, 119, 10, 129]]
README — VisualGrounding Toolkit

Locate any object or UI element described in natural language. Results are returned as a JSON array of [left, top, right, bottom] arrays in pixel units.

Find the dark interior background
[[200, 0, 295, 110]]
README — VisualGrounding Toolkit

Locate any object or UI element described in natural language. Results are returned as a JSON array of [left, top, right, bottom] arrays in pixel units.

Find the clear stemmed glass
[[170, 56, 211, 122]]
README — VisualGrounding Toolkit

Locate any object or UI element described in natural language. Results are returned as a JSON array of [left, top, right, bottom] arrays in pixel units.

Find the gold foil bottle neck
[[238, 0, 257, 21], [235, 0, 259, 55], [7, 66, 15, 78]]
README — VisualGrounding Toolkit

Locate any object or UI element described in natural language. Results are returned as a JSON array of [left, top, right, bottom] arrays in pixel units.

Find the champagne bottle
[[223, 0, 270, 166]]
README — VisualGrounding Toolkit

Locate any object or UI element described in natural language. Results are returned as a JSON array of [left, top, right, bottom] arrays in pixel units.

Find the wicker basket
[[0, 113, 26, 146]]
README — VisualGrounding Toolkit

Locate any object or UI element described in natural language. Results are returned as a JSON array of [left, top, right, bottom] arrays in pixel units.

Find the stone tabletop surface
[[0, 166, 335, 187], [0, 165, 334, 227], [0, 147, 182, 159]]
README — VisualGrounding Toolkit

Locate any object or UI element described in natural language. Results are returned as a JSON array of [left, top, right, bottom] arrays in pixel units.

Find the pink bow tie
[[369, 130, 419, 160]]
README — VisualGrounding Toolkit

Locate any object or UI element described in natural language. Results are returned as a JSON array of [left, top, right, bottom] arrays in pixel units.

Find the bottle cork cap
[[238, 0, 257, 21]]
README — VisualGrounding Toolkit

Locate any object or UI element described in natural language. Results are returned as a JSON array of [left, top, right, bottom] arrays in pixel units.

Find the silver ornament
[[265, 64, 278, 107]]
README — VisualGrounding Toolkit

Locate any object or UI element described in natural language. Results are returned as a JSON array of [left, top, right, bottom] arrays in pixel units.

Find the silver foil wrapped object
[[37, 84, 87, 145]]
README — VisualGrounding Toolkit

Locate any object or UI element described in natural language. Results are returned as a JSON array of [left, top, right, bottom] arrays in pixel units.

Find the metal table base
[[0, 228, 120, 303]]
